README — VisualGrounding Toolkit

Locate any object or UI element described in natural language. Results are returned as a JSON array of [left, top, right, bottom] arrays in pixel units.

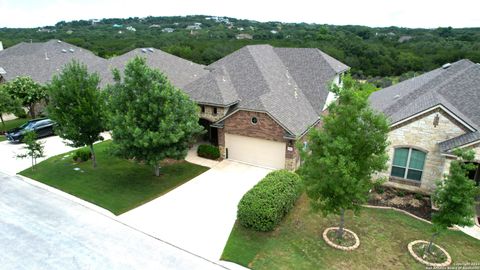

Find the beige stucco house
[[369, 59, 480, 194]]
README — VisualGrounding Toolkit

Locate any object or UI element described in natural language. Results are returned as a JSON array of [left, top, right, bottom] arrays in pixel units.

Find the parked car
[[5, 118, 56, 143]]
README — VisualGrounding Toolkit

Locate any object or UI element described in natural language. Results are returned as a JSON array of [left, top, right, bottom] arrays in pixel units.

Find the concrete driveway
[[118, 160, 271, 260], [0, 132, 110, 175], [0, 172, 225, 270]]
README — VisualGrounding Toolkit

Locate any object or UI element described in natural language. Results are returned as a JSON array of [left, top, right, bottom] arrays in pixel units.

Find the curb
[[15, 174, 116, 218]]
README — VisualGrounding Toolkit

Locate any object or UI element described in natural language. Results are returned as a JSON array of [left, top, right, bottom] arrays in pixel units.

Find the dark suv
[[5, 118, 56, 143]]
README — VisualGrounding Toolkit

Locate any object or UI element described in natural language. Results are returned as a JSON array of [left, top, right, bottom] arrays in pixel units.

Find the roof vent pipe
[[442, 63, 451, 69]]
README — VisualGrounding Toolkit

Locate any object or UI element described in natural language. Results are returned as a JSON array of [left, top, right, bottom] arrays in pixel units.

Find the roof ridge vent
[[394, 94, 401, 99], [141, 48, 147, 53], [69, 48, 75, 53], [442, 63, 452, 69], [148, 48, 154, 52], [61, 49, 67, 53]]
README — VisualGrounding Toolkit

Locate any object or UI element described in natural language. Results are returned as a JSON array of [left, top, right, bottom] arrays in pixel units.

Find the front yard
[[20, 141, 208, 215], [222, 194, 480, 270]]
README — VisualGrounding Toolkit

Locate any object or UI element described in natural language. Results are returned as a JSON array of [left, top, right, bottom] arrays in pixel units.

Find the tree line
[[1, 15, 480, 78]]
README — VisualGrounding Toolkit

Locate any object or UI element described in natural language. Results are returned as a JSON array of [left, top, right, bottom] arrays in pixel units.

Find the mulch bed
[[368, 186, 434, 221], [326, 229, 357, 247]]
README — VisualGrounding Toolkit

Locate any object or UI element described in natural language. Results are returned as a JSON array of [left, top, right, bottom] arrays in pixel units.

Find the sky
[[0, 0, 479, 29]]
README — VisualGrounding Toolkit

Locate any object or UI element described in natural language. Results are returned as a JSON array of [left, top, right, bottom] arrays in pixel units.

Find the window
[[213, 107, 218, 115], [200, 105, 205, 113], [251, 116, 258, 125], [391, 147, 426, 181]]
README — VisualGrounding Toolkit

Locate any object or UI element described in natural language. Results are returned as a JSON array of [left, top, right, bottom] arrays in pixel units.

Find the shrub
[[197, 144, 220, 160], [396, 190, 406, 197], [237, 170, 302, 232], [14, 109, 27, 119], [72, 148, 91, 162], [414, 193, 424, 200]]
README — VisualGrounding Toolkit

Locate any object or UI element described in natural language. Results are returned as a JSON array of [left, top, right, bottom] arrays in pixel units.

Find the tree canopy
[[3, 76, 46, 118], [0, 85, 22, 127], [47, 61, 106, 167], [108, 57, 203, 176]]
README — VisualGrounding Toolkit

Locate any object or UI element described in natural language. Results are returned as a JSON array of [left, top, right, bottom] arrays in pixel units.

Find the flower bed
[[368, 186, 434, 220], [407, 240, 451, 267], [322, 227, 360, 251]]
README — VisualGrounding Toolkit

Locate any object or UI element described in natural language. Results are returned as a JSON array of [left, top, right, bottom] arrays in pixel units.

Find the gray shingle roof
[[369, 59, 480, 130], [0, 40, 207, 89], [107, 48, 208, 88], [0, 40, 108, 85], [184, 44, 348, 136], [439, 131, 480, 153]]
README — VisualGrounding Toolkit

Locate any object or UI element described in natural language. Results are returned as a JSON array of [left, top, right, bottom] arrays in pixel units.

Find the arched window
[[391, 147, 426, 181]]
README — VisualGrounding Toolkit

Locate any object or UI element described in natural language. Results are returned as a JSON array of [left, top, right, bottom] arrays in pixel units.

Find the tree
[[109, 57, 203, 176], [4, 76, 47, 118], [0, 85, 22, 128], [427, 149, 480, 253], [299, 74, 389, 239], [47, 61, 106, 168], [16, 131, 45, 171]]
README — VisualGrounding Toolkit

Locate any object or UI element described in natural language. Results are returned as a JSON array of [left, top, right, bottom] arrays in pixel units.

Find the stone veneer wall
[[217, 110, 299, 170], [198, 105, 226, 122], [378, 109, 468, 193]]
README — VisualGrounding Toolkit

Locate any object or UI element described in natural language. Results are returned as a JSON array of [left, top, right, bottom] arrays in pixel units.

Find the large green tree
[[109, 57, 203, 176], [0, 85, 22, 128], [427, 149, 480, 253], [4, 76, 47, 118], [299, 75, 389, 239], [47, 61, 106, 168]]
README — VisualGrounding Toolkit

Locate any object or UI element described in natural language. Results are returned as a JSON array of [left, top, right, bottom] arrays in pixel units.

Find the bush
[[197, 144, 220, 160], [14, 109, 27, 119], [72, 148, 91, 162], [414, 193, 424, 200], [396, 190, 406, 197], [237, 170, 302, 232]]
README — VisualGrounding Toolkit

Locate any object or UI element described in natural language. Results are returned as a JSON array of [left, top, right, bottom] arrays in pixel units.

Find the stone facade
[[378, 109, 468, 193], [198, 105, 226, 122], [217, 110, 299, 170]]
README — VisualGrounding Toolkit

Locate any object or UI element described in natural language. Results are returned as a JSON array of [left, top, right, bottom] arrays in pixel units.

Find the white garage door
[[225, 133, 286, 169]]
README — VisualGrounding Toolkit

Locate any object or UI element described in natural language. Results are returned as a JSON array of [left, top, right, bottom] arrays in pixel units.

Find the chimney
[[0, 41, 3, 51]]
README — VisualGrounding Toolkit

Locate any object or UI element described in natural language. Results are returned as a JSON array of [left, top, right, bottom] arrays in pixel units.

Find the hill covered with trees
[[1, 15, 479, 80]]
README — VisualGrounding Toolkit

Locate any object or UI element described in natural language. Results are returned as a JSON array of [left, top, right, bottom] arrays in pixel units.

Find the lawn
[[222, 195, 480, 270], [20, 141, 209, 215], [0, 117, 30, 142]]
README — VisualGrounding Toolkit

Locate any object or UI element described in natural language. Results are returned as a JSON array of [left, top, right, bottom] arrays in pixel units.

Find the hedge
[[197, 144, 220, 160], [237, 170, 302, 232]]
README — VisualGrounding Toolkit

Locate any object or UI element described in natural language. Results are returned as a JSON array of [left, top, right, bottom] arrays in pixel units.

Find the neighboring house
[[107, 48, 207, 89], [235, 33, 253, 40], [186, 25, 201, 30], [183, 45, 348, 170], [0, 40, 109, 85], [369, 59, 480, 193], [161, 28, 175, 33], [126, 26, 136, 32]]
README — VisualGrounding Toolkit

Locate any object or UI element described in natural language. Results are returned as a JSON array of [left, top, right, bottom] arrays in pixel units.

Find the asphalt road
[[0, 172, 226, 270]]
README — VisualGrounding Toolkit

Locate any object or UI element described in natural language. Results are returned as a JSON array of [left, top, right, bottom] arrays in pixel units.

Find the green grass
[[0, 117, 30, 142], [20, 141, 209, 215], [222, 195, 480, 270]]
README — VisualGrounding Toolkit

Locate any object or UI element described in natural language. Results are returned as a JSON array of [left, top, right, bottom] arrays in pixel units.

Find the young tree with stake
[[16, 131, 45, 171], [426, 149, 479, 255], [299, 75, 389, 240]]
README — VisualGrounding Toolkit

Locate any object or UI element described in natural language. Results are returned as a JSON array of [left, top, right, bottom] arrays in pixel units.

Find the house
[[0, 40, 348, 171], [161, 28, 175, 33], [182, 45, 348, 169], [126, 26, 136, 32], [235, 33, 253, 40], [186, 25, 201, 30], [369, 59, 480, 193]]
